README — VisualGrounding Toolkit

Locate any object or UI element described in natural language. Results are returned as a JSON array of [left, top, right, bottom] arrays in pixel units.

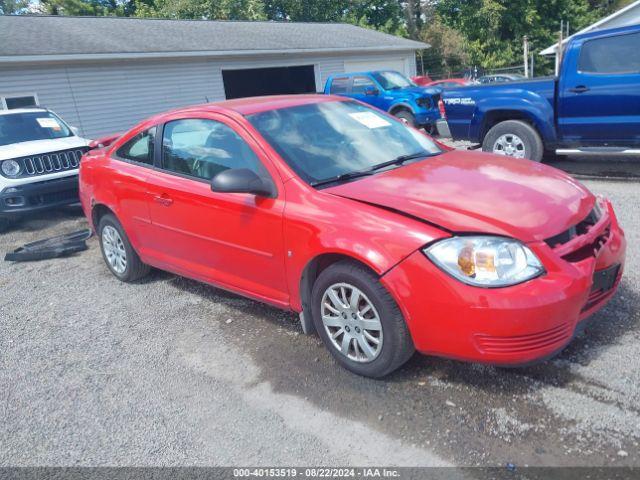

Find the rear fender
[[470, 94, 556, 144]]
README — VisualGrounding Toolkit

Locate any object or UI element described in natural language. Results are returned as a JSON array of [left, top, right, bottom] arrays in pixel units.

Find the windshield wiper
[[366, 151, 435, 173], [310, 170, 375, 187], [310, 151, 433, 188]]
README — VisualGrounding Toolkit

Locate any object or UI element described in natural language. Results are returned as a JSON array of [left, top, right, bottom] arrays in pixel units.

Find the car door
[[107, 126, 158, 254], [143, 114, 289, 306], [558, 30, 640, 146], [349, 75, 386, 109]]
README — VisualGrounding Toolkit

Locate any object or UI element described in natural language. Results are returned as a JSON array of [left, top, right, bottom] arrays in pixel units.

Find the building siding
[[0, 51, 416, 138]]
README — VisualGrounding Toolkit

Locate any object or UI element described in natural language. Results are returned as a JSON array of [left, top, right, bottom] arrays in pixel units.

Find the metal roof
[[0, 15, 429, 62]]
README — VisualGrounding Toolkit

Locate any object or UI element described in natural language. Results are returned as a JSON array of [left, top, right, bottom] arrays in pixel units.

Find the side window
[[351, 76, 376, 94], [116, 127, 156, 165], [330, 77, 350, 94], [161, 118, 266, 181], [579, 32, 640, 74]]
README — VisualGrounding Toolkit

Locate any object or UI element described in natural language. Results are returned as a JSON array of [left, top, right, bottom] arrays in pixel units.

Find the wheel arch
[[91, 203, 117, 231], [470, 94, 556, 146], [299, 252, 381, 334], [479, 110, 544, 144], [388, 102, 415, 116]]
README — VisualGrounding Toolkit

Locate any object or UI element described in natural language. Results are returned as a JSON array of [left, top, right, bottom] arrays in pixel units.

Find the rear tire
[[482, 120, 543, 162], [98, 213, 150, 282], [311, 260, 415, 378], [394, 109, 417, 128]]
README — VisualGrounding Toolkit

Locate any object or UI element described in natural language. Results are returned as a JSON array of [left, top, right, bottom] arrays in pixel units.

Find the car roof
[[167, 94, 348, 116], [330, 69, 400, 78], [0, 107, 48, 116]]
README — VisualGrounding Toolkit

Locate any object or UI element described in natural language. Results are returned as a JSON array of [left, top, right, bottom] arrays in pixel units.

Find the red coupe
[[79, 95, 625, 377]]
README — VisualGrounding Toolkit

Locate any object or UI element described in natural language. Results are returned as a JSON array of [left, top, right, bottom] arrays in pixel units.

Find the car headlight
[[424, 236, 544, 287], [1, 159, 21, 177], [416, 96, 431, 108]]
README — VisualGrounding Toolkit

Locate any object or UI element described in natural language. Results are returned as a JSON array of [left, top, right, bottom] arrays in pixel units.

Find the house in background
[[541, 0, 640, 74], [0, 15, 427, 138]]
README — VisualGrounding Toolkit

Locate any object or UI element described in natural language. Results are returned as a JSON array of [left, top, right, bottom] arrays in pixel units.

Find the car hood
[[0, 136, 89, 161], [324, 150, 594, 242], [396, 86, 442, 98]]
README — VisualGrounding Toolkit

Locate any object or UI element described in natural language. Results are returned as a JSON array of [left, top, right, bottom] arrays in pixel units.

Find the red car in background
[[80, 95, 625, 378], [426, 78, 472, 88], [411, 74, 433, 86]]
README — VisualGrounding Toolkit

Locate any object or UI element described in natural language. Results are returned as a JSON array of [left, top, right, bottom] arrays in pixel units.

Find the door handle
[[153, 194, 173, 207], [569, 85, 590, 93]]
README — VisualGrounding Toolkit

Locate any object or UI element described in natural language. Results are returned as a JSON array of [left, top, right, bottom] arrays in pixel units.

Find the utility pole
[[523, 35, 529, 78], [531, 52, 535, 78]]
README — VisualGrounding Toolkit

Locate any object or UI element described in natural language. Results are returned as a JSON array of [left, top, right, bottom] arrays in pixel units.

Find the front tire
[[98, 213, 150, 282], [394, 109, 417, 128], [311, 260, 415, 378], [482, 120, 543, 162]]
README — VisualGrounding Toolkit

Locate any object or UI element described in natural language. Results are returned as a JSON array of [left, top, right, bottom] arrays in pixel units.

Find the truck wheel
[[482, 120, 543, 162], [394, 110, 416, 127]]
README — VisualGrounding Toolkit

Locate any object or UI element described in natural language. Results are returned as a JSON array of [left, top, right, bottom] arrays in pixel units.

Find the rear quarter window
[[330, 77, 350, 94]]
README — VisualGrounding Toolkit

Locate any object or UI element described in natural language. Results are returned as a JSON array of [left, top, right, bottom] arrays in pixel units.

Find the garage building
[[0, 15, 428, 138]]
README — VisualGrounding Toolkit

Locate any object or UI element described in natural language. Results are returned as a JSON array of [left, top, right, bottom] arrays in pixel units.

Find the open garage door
[[222, 65, 317, 99], [344, 58, 407, 74]]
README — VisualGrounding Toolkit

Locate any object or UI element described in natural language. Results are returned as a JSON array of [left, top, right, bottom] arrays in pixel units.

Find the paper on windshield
[[36, 117, 62, 130], [349, 111, 391, 129]]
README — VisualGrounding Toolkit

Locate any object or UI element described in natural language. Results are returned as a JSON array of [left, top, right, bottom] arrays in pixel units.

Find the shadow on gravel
[[1, 205, 86, 235], [168, 272, 637, 393], [139, 266, 639, 466]]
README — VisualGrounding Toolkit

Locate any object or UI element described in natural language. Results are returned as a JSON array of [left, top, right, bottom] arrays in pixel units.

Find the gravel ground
[[0, 168, 638, 468]]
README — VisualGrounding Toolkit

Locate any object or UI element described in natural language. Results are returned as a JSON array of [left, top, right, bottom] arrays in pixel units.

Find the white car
[[0, 108, 90, 230]]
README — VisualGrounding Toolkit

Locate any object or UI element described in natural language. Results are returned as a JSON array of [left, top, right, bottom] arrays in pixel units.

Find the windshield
[[247, 100, 441, 186], [372, 71, 415, 90], [0, 111, 73, 147]]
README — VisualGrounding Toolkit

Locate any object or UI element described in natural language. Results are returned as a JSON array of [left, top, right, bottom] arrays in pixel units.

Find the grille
[[475, 322, 572, 355], [16, 148, 88, 178], [545, 206, 601, 249]]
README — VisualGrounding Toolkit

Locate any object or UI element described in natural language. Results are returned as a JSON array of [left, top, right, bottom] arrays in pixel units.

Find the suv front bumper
[[0, 175, 79, 217]]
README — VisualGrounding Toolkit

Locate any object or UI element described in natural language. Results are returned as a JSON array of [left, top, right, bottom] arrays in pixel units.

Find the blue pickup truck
[[324, 70, 443, 130], [439, 24, 640, 161]]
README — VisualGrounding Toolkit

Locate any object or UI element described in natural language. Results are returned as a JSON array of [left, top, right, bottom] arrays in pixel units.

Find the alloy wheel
[[321, 282, 383, 363], [493, 134, 526, 158], [102, 225, 127, 274]]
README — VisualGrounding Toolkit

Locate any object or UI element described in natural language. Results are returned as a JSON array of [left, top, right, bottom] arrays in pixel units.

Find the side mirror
[[70, 126, 81, 136], [211, 168, 275, 198], [364, 86, 380, 96]]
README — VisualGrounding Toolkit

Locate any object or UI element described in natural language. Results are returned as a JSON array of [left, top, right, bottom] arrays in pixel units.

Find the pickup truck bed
[[439, 23, 640, 161]]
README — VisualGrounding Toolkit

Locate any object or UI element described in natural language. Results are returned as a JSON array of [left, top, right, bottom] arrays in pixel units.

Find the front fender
[[388, 100, 415, 114], [282, 177, 449, 311], [470, 92, 556, 144]]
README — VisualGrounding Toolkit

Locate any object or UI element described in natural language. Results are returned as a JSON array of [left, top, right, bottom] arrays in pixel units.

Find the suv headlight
[[424, 236, 544, 287], [1, 160, 21, 177]]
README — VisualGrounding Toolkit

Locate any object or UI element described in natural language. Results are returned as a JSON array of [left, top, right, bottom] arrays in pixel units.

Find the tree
[[38, 0, 133, 16], [134, 0, 265, 19], [419, 16, 468, 77], [435, 0, 603, 73], [0, 0, 29, 14]]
